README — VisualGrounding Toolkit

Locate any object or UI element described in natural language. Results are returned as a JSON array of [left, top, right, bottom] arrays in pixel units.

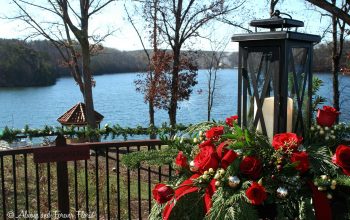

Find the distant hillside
[[27, 40, 149, 77], [0, 37, 345, 87], [313, 41, 350, 72], [0, 39, 56, 87], [0, 39, 240, 87], [27, 40, 239, 75]]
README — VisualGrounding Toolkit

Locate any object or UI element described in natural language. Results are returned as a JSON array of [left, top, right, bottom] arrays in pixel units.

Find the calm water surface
[[0, 69, 349, 130]]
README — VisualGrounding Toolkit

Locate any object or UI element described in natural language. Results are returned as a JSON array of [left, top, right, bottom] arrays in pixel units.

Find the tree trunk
[[149, 99, 156, 139], [331, 0, 340, 123], [81, 44, 97, 129], [80, 1, 96, 131], [169, 47, 181, 128], [208, 68, 212, 121], [207, 92, 211, 121], [150, 0, 157, 139], [168, 0, 183, 129]]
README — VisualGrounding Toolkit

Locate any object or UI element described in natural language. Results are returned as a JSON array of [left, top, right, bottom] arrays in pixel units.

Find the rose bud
[[332, 145, 350, 176], [175, 151, 189, 169], [316, 105, 340, 127], [239, 156, 262, 179], [152, 183, 174, 204], [246, 182, 267, 205]]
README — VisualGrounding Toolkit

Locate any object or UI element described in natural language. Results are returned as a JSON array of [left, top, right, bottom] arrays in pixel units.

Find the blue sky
[[0, 0, 332, 52]]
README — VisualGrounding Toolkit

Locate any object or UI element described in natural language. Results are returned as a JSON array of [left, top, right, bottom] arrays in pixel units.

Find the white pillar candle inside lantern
[[254, 97, 293, 141]]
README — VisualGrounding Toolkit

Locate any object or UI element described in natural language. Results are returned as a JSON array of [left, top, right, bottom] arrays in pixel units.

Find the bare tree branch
[[89, 0, 115, 17], [14, 0, 61, 16], [124, 4, 151, 62], [306, 0, 350, 25]]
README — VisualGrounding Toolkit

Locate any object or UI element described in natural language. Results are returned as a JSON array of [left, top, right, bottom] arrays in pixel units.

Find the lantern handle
[[271, 10, 295, 31], [272, 10, 293, 19]]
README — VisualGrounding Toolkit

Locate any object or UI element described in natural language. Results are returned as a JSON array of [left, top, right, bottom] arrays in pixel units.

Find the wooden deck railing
[[0, 138, 171, 219]]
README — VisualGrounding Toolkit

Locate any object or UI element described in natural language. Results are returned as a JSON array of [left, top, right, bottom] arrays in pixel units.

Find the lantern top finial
[[250, 10, 304, 30]]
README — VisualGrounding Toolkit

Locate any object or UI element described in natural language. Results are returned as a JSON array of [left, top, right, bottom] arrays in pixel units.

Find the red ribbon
[[163, 142, 238, 219], [307, 181, 332, 220], [163, 174, 216, 220], [217, 142, 238, 169]]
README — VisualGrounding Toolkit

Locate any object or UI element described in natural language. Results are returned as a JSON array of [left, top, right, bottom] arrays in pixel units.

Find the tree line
[[313, 41, 350, 72], [0, 39, 55, 87], [0, 38, 238, 87], [0, 37, 347, 88]]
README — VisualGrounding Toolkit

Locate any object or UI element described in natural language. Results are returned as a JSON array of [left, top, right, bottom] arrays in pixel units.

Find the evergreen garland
[[0, 123, 188, 143]]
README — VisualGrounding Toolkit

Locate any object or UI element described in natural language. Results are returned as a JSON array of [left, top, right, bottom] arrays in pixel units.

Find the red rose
[[199, 140, 214, 149], [225, 115, 238, 127], [152, 183, 174, 204], [217, 142, 238, 169], [205, 126, 224, 140], [290, 151, 309, 173], [239, 156, 262, 179], [272, 133, 303, 152], [332, 145, 350, 176], [246, 182, 267, 205], [317, 105, 340, 127], [194, 145, 219, 173], [175, 151, 188, 168]]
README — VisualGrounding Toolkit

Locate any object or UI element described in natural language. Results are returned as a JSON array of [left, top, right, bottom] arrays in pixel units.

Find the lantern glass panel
[[245, 48, 277, 138], [287, 47, 310, 134]]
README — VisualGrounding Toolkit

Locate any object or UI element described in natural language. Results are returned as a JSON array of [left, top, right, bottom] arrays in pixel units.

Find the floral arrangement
[[145, 106, 350, 220]]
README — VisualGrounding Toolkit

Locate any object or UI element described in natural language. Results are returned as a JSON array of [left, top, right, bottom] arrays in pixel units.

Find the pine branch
[[336, 175, 350, 187], [206, 187, 259, 220], [306, 145, 337, 175], [149, 203, 165, 220]]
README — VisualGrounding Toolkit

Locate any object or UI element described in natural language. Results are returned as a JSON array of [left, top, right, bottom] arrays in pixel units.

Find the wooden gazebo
[[57, 102, 104, 128]]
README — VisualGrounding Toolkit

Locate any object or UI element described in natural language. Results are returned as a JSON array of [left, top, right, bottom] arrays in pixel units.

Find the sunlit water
[[0, 69, 349, 131]]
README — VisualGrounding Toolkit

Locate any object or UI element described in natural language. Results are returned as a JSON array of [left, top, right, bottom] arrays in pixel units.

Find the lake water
[[0, 69, 349, 130]]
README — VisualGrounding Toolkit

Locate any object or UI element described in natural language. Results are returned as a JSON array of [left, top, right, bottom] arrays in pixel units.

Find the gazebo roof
[[57, 102, 104, 126]]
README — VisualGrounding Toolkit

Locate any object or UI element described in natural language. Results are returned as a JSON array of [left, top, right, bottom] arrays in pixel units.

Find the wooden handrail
[[0, 139, 163, 156]]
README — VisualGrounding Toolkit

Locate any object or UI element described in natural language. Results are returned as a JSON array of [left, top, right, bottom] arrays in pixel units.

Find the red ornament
[[316, 105, 340, 127], [246, 182, 267, 205], [332, 145, 350, 176], [152, 184, 174, 204]]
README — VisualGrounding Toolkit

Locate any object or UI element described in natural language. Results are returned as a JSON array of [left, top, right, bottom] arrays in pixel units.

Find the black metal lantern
[[232, 11, 321, 140]]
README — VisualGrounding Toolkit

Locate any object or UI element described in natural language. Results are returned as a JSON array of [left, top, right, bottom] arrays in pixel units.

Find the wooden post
[[55, 135, 70, 219], [33, 135, 90, 219]]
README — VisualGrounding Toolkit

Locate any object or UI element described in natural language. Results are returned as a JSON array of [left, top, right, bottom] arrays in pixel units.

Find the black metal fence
[[0, 139, 171, 219]]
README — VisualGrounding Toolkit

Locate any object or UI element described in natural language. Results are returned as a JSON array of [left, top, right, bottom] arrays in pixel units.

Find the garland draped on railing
[[0, 123, 189, 143]]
